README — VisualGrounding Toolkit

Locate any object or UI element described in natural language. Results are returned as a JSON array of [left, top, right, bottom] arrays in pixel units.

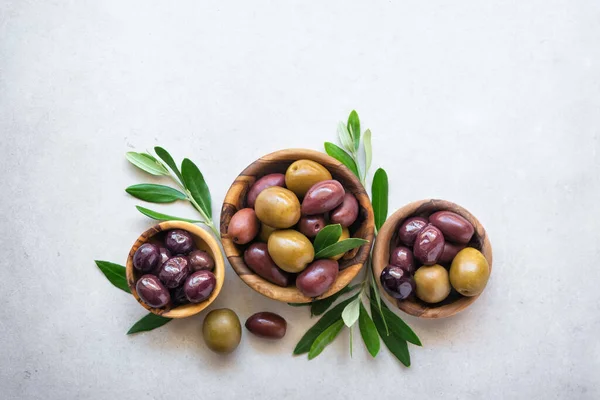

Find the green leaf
[[94, 260, 130, 293], [363, 129, 372, 173], [308, 319, 344, 360], [135, 205, 203, 223], [315, 238, 368, 259], [341, 297, 361, 327], [310, 284, 359, 316], [288, 302, 311, 307], [372, 168, 388, 231], [293, 294, 359, 355], [126, 152, 169, 176], [371, 303, 410, 367], [370, 299, 422, 346], [127, 313, 172, 335], [181, 158, 212, 218], [313, 224, 342, 254], [347, 110, 360, 151], [359, 302, 380, 357], [337, 122, 354, 153], [324, 142, 360, 178], [125, 184, 187, 203], [370, 267, 388, 335], [154, 147, 184, 185]]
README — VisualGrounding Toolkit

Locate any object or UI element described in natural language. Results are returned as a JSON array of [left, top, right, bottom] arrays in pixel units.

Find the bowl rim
[[372, 199, 493, 319], [220, 148, 375, 303], [126, 221, 225, 319]]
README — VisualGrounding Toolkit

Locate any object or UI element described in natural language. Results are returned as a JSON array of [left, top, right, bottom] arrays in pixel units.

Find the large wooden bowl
[[126, 221, 225, 318], [220, 149, 375, 303], [373, 199, 492, 318]]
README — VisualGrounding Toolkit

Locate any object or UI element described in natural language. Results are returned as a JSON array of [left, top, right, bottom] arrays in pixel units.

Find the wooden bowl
[[372, 199, 492, 318], [126, 221, 225, 318], [220, 148, 375, 303]]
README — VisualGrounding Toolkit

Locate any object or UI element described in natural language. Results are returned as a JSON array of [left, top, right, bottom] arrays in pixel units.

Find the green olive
[[267, 230, 314, 273], [258, 223, 277, 242], [414, 264, 451, 303], [202, 308, 242, 354], [449, 247, 490, 297], [285, 160, 332, 197], [254, 187, 301, 229], [330, 227, 350, 261]]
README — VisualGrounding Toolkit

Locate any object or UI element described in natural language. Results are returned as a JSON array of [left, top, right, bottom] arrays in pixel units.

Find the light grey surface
[[1, 1, 599, 399]]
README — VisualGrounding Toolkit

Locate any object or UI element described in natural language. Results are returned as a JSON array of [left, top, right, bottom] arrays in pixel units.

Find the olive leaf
[[347, 110, 360, 151], [125, 184, 187, 203], [370, 297, 422, 346], [341, 297, 361, 327], [358, 302, 380, 357], [324, 142, 360, 178], [94, 260, 130, 293], [370, 264, 388, 334], [314, 238, 368, 259], [337, 122, 354, 153], [363, 129, 372, 173], [371, 168, 388, 231], [127, 313, 172, 335], [135, 205, 203, 223], [312, 224, 342, 254], [154, 146, 184, 185], [181, 158, 212, 218], [371, 302, 410, 367], [308, 319, 344, 360], [126, 152, 169, 176], [310, 284, 358, 316]]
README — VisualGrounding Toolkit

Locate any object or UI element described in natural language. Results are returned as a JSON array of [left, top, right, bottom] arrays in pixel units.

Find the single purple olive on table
[[397, 217, 428, 247], [245, 312, 287, 339], [184, 270, 216, 303], [380, 265, 415, 300], [158, 256, 191, 289], [439, 242, 467, 264], [246, 173, 286, 208], [413, 224, 445, 266], [389, 246, 416, 274], [133, 243, 161, 273], [164, 229, 195, 254], [188, 250, 215, 272], [296, 259, 339, 298], [136, 274, 171, 308], [228, 208, 260, 245], [171, 286, 189, 306], [301, 180, 345, 215], [429, 211, 474, 245], [243, 243, 291, 287], [298, 214, 327, 238], [329, 193, 359, 227]]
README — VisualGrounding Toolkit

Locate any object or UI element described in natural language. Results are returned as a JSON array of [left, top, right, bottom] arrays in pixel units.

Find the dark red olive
[[246, 173, 286, 208], [184, 270, 216, 303], [136, 274, 170, 308], [245, 312, 287, 339], [298, 215, 327, 238], [158, 256, 191, 288], [164, 230, 195, 254], [398, 217, 428, 246], [429, 211, 474, 244], [133, 243, 161, 273], [389, 246, 415, 274], [158, 246, 171, 265], [380, 266, 415, 300], [296, 259, 339, 298], [413, 225, 445, 265], [188, 250, 215, 272], [228, 208, 260, 244], [243, 243, 291, 287], [329, 193, 359, 227], [301, 180, 345, 215], [439, 242, 467, 264]]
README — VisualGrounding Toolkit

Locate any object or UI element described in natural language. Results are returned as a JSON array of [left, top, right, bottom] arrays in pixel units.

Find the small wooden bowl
[[126, 221, 225, 318], [220, 148, 375, 303], [372, 199, 493, 319]]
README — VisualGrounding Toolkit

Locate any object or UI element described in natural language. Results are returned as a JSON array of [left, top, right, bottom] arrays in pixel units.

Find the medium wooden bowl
[[372, 199, 493, 319], [126, 221, 225, 318], [220, 148, 375, 303]]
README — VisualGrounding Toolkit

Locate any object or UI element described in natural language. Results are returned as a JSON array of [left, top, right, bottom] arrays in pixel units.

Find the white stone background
[[1, 1, 599, 399]]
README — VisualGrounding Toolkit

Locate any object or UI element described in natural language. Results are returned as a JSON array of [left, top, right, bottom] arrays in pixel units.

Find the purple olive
[[330, 193, 359, 227], [301, 180, 345, 215], [439, 242, 467, 264], [389, 246, 416, 274], [380, 266, 415, 300], [133, 243, 161, 273], [296, 259, 339, 298], [298, 215, 327, 238], [188, 250, 215, 272], [246, 173, 286, 208], [227, 208, 260, 244], [171, 286, 189, 306], [164, 229, 195, 254], [413, 225, 445, 265], [243, 243, 291, 287], [429, 211, 474, 245], [158, 256, 191, 288], [184, 270, 216, 303], [136, 274, 170, 308], [398, 217, 428, 247], [245, 312, 287, 339]]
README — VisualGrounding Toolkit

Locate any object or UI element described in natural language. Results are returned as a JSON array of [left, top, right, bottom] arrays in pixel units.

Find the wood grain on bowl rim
[[220, 148, 375, 303], [372, 199, 493, 319], [126, 221, 225, 319]]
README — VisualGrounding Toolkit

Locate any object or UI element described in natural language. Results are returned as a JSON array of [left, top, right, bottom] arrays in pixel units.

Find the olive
[[267, 230, 314, 273], [227, 208, 260, 244], [255, 187, 301, 229], [449, 248, 490, 296], [202, 308, 242, 354], [285, 159, 332, 197], [414, 264, 451, 303], [330, 193, 359, 227], [188, 250, 215, 272], [398, 217, 428, 246], [136, 274, 170, 308], [413, 224, 445, 265], [133, 243, 161, 273], [245, 312, 287, 339], [330, 227, 350, 261], [246, 173, 286, 208], [243, 243, 291, 287], [296, 259, 339, 297], [158, 256, 190, 288], [171, 286, 189, 306], [380, 265, 415, 300], [389, 246, 415, 274], [298, 215, 327, 238], [429, 211, 474, 245], [184, 270, 216, 303], [158, 246, 171, 265], [439, 242, 466, 264], [164, 229, 195, 254], [301, 180, 345, 215], [258, 223, 277, 242]]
